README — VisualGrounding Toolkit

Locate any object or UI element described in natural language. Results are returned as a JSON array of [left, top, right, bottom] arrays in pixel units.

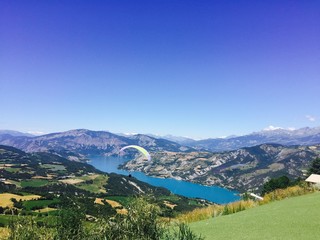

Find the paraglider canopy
[[120, 145, 151, 161]]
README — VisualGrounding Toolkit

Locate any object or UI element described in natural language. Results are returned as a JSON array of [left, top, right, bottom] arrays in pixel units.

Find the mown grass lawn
[[189, 192, 320, 240]]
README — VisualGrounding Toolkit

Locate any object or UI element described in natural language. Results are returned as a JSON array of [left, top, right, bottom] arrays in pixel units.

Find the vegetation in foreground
[[178, 157, 320, 224], [4, 198, 203, 240], [177, 183, 315, 223], [189, 191, 320, 239], [3, 184, 318, 240]]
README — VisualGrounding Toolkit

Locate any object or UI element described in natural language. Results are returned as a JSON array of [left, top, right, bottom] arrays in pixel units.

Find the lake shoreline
[[88, 156, 240, 204]]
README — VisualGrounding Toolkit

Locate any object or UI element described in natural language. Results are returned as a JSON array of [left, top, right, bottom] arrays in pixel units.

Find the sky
[[1, 0, 319, 139]]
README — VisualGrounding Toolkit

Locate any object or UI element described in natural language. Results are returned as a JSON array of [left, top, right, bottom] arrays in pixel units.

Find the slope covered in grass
[[190, 192, 320, 239]]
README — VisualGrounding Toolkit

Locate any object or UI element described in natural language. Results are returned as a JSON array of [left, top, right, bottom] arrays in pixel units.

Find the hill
[[189, 191, 320, 239], [0, 130, 34, 137], [122, 143, 320, 191]]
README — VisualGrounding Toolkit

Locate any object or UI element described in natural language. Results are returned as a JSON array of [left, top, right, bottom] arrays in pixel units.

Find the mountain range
[[0, 129, 193, 161], [1, 127, 320, 191], [2, 126, 320, 154], [178, 127, 320, 152]]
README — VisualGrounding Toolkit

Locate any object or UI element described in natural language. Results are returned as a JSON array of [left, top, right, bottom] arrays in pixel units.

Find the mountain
[[0, 129, 194, 160], [0, 130, 34, 137], [122, 143, 320, 192], [146, 134, 197, 145], [186, 127, 320, 152]]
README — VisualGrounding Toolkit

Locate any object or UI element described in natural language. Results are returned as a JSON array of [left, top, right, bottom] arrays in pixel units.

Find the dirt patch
[[59, 179, 84, 184], [32, 175, 54, 180], [95, 198, 122, 208], [163, 201, 177, 209], [34, 207, 57, 213], [94, 198, 127, 214]]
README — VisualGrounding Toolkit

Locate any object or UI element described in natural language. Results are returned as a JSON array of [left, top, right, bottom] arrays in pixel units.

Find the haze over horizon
[[1, 1, 319, 139], [1, 125, 320, 142]]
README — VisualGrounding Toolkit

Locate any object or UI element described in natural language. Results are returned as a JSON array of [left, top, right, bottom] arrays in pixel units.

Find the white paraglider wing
[[120, 145, 151, 161]]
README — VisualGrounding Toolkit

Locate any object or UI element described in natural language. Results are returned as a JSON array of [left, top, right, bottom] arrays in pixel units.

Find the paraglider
[[119, 145, 151, 161]]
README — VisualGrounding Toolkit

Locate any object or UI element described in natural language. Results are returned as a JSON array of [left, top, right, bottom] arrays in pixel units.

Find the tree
[[262, 175, 291, 195], [308, 157, 320, 175]]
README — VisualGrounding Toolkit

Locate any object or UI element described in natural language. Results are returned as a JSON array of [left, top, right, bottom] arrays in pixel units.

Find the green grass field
[[20, 179, 49, 187], [41, 164, 66, 171], [189, 192, 320, 239], [105, 196, 135, 207], [75, 174, 108, 193], [22, 198, 60, 211]]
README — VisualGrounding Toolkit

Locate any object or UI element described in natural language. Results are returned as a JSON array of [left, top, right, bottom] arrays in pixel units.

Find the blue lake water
[[89, 156, 240, 204]]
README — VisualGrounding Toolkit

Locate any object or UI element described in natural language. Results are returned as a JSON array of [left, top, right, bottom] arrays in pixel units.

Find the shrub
[[166, 223, 205, 240], [56, 208, 86, 240], [8, 197, 204, 240], [8, 216, 55, 240], [260, 185, 315, 204]]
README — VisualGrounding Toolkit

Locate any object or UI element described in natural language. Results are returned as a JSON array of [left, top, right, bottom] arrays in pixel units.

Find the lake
[[89, 156, 240, 204]]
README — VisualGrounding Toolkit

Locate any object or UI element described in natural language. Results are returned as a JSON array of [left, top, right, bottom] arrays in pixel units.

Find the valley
[[0, 145, 208, 224], [1, 128, 320, 193], [122, 144, 320, 191]]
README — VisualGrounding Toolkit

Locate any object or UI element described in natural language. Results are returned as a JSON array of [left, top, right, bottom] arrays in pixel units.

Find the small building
[[305, 174, 320, 188]]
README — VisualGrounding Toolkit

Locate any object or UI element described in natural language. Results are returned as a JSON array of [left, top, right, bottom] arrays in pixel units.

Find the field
[[105, 196, 135, 207], [22, 198, 60, 211], [56, 174, 108, 193], [41, 164, 66, 171], [189, 191, 320, 239], [0, 193, 41, 208], [20, 179, 49, 188]]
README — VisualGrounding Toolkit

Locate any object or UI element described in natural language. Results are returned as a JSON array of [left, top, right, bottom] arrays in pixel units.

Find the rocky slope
[[122, 143, 320, 192]]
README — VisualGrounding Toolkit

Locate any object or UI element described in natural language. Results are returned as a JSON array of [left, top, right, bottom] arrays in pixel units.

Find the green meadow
[[189, 192, 320, 239], [20, 179, 49, 188]]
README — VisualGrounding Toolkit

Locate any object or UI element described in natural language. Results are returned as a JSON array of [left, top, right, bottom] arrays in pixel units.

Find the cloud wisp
[[306, 115, 316, 122]]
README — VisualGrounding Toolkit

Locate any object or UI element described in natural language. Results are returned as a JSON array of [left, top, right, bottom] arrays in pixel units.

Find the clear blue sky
[[1, 0, 319, 138]]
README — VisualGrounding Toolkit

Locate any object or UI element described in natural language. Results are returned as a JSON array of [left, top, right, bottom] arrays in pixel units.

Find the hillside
[[122, 144, 320, 191], [0, 129, 193, 161], [0, 145, 206, 221], [189, 191, 320, 239]]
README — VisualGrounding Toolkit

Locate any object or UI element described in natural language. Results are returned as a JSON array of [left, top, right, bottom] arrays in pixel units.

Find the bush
[[7, 197, 204, 240], [8, 216, 55, 240], [56, 208, 86, 240], [260, 185, 314, 204]]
